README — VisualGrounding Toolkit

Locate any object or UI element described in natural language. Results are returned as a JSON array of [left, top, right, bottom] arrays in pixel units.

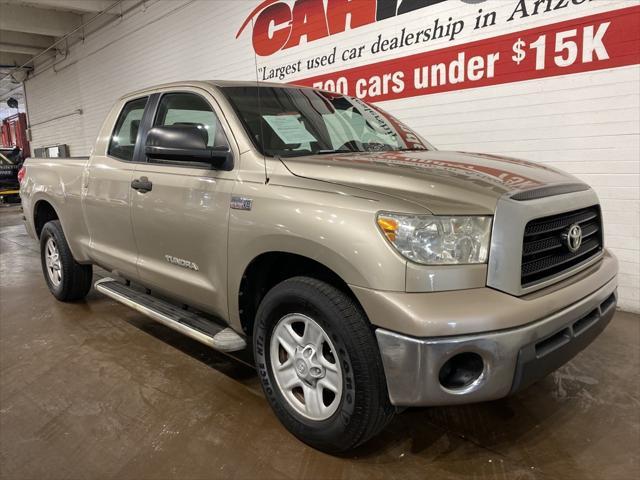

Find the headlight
[[376, 213, 492, 265]]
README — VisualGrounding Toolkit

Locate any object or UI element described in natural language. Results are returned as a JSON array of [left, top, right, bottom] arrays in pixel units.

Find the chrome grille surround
[[488, 187, 604, 296]]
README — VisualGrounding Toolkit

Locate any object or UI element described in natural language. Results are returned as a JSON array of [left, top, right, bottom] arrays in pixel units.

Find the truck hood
[[280, 150, 582, 214]]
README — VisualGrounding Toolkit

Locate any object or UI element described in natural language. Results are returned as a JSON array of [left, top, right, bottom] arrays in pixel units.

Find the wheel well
[[34, 201, 59, 238], [238, 252, 360, 336]]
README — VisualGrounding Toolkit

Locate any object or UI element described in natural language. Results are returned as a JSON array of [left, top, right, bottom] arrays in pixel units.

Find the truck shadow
[[123, 311, 258, 384], [82, 292, 633, 479], [124, 311, 585, 463]]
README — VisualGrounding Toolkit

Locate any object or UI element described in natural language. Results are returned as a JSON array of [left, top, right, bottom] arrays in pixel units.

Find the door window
[[153, 93, 229, 151], [108, 97, 148, 161]]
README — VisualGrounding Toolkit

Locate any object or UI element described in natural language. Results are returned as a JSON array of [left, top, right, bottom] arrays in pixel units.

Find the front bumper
[[375, 277, 617, 407]]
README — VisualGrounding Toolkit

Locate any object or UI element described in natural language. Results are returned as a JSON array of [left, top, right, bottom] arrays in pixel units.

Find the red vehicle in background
[[1, 113, 30, 159], [0, 112, 29, 203]]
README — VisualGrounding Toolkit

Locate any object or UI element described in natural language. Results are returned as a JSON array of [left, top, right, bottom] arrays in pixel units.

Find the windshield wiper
[[315, 149, 357, 155], [396, 148, 428, 152]]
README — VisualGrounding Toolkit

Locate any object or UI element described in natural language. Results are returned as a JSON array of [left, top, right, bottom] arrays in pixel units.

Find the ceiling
[[0, 0, 119, 110]]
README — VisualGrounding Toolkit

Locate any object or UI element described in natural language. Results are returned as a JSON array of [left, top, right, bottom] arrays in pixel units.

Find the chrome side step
[[95, 278, 246, 352]]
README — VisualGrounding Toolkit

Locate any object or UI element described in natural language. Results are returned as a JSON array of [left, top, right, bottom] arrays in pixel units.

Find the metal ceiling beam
[[0, 30, 53, 48], [0, 3, 81, 37], [0, 51, 32, 66], [0, 42, 42, 55], [0, 30, 53, 56], [0, 0, 116, 14]]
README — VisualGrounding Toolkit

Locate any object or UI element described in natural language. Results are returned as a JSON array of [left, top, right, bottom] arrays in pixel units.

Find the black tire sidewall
[[254, 279, 369, 451], [40, 221, 74, 300]]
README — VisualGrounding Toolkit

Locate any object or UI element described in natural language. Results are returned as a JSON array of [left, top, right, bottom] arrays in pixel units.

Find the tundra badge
[[165, 255, 199, 271]]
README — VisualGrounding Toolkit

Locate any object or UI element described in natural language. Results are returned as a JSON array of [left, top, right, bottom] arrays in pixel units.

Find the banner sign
[[291, 5, 640, 101], [237, 0, 450, 56]]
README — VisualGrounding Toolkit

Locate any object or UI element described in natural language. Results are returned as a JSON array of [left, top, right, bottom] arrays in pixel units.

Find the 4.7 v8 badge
[[230, 196, 253, 211]]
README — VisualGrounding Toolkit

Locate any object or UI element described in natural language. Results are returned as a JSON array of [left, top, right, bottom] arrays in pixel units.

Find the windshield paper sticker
[[263, 115, 317, 144]]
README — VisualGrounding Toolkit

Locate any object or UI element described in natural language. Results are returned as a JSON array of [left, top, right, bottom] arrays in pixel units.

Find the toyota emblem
[[562, 224, 583, 253]]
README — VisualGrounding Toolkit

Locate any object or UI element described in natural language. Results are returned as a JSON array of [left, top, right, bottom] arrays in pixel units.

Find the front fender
[[225, 180, 412, 331]]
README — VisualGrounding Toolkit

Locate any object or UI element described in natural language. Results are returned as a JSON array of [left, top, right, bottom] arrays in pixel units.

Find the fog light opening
[[439, 352, 484, 390]]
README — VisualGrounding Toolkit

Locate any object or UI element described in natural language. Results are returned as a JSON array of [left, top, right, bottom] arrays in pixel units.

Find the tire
[[40, 220, 93, 302], [253, 276, 395, 453]]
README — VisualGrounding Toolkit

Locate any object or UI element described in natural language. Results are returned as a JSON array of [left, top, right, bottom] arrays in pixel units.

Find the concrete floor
[[0, 205, 638, 480]]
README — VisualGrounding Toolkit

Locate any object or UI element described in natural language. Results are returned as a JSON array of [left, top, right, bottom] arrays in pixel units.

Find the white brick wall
[[23, 0, 640, 312]]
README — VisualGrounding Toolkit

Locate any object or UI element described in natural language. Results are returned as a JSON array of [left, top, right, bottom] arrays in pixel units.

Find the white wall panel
[[23, 0, 640, 312]]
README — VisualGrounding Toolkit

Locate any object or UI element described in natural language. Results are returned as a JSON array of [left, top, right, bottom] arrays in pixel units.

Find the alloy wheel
[[45, 237, 62, 286], [269, 313, 343, 421]]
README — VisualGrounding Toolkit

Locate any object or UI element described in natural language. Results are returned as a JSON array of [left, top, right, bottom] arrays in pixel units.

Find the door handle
[[131, 176, 153, 193]]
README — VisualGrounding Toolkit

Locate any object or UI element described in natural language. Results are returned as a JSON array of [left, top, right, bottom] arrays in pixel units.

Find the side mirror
[[210, 145, 233, 166], [145, 125, 232, 169]]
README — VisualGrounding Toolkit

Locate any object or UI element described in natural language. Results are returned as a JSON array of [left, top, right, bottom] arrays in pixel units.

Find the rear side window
[[108, 97, 148, 161], [154, 93, 229, 149]]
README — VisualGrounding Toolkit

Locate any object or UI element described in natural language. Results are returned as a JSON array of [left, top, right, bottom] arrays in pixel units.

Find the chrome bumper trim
[[376, 277, 617, 407]]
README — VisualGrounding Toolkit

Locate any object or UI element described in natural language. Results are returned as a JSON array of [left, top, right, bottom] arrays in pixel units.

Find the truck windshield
[[222, 86, 433, 158]]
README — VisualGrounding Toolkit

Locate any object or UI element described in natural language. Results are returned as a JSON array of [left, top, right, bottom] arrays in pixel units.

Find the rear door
[[82, 96, 152, 280], [130, 89, 236, 318]]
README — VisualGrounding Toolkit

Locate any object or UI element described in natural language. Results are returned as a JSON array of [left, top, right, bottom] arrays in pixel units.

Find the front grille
[[521, 206, 603, 286]]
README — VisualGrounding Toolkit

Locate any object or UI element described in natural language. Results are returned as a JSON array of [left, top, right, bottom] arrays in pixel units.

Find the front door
[[130, 90, 236, 319], [82, 96, 150, 280]]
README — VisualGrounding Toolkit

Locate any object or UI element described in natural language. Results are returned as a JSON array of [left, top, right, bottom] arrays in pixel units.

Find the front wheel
[[253, 276, 394, 453]]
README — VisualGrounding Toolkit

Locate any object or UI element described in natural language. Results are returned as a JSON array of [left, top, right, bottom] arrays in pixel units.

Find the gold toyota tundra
[[19, 81, 618, 452]]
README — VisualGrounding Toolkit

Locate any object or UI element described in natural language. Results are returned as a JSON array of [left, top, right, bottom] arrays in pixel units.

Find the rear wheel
[[40, 220, 92, 301], [253, 276, 394, 453]]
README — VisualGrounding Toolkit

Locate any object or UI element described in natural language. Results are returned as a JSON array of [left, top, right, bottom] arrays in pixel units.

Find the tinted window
[[108, 97, 148, 161], [154, 93, 229, 149]]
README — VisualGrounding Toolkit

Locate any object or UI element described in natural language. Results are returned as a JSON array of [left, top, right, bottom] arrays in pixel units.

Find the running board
[[95, 278, 246, 352]]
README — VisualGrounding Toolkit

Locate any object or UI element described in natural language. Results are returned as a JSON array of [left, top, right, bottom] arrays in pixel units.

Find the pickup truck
[[20, 81, 618, 453]]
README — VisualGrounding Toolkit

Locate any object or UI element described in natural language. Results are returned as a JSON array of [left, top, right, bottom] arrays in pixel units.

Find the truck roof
[[120, 80, 315, 100]]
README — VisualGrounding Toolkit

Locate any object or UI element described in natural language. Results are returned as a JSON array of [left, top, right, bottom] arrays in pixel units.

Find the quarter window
[[108, 97, 148, 161]]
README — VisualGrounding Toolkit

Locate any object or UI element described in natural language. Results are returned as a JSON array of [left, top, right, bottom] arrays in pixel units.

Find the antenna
[[252, 17, 269, 184]]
